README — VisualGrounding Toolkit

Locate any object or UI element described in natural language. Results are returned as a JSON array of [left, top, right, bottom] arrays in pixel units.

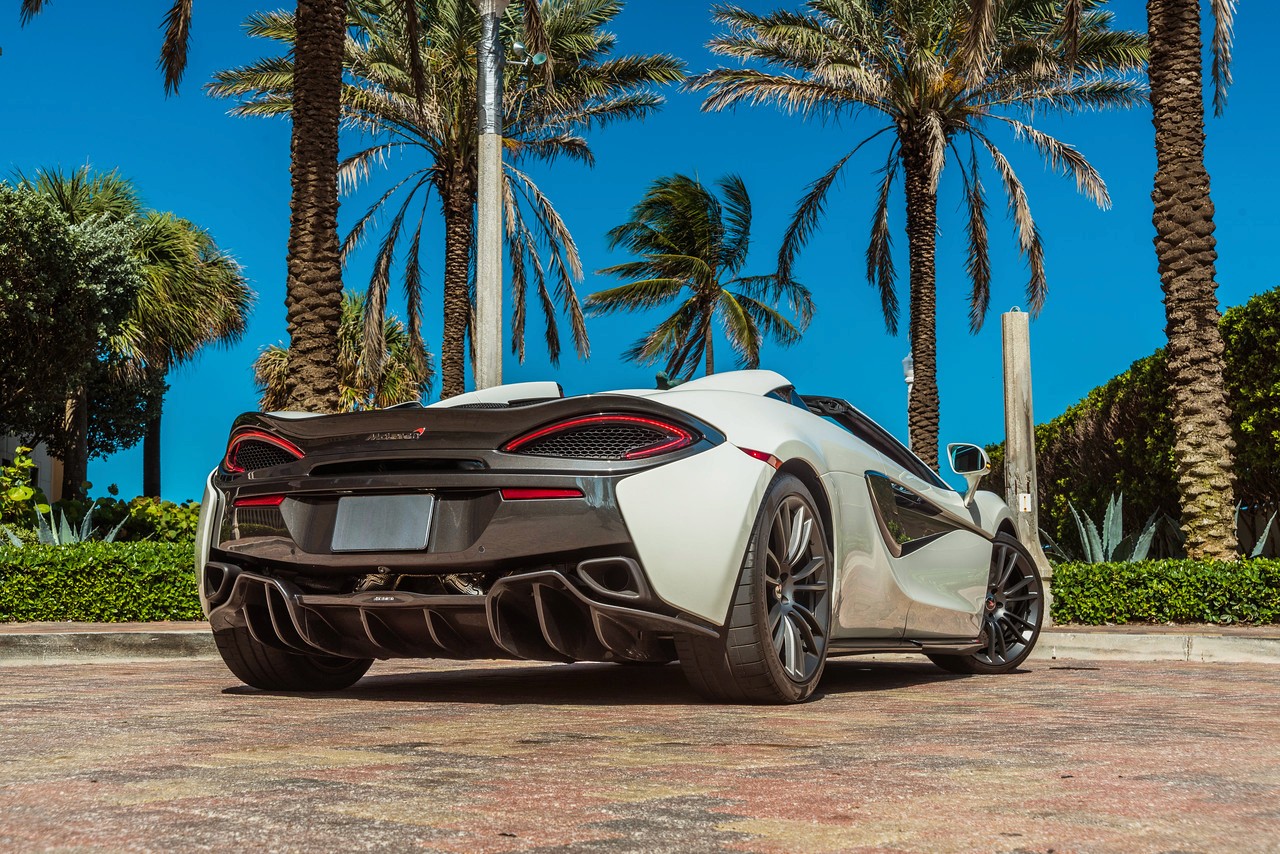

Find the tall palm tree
[[692, 0, 1145, 470], [19, 1, 549, 412], [587, 173, 812, 380], [18, 168, 252, 498], [114, 213, 254, 497], [969, 0, 1240, 558], [210, 0, 685, 398], [1144, 0, 1238, 557], [255, 289, 435, 412]]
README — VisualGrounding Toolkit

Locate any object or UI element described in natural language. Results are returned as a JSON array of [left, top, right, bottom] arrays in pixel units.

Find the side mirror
[[947, 442, 990, 507]]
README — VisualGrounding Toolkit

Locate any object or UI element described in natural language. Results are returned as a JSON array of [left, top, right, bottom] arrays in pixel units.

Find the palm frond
[[159, 0, 194, 96], [866, 144, 899, 335], [1211, 0, 1237, 116]]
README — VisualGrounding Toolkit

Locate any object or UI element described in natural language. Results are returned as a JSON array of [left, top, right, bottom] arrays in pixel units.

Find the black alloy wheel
[[929, 532, 1044, 674]]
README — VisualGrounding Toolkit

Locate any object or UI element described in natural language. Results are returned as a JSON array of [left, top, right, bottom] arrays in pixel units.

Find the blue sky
[[2, 1, 1276, 501]]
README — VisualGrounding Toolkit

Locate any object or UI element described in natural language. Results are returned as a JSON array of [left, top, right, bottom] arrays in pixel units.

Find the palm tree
[[210, 0, 685, 398], [692, 1, 1145, 470], [114, 213, 254, 497], [587, 174, 812, 380], [969, 0, 1240, 558], [1144, 1, 1238, 557], [19, 1, 549, 412], [255, 290, 435, 412], [18, 167, 253, 498]]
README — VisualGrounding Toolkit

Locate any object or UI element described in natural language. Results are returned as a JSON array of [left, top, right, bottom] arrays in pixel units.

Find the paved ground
[[1, 657, 1277, 852]]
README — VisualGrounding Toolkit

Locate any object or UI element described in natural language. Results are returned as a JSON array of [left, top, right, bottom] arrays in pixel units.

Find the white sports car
[[195, 370, 1043, 703]]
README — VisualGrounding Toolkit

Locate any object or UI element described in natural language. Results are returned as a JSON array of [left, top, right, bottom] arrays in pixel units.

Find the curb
[[1, 626, 1278, 666], [0, 630, 216, 665], [1032, 630, 1280, 665]]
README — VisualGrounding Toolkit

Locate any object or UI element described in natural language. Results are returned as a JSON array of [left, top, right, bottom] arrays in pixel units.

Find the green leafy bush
[[1052, 559, 1280, 625], [17, 496, 203, 544], [0, 541, 201, 622]]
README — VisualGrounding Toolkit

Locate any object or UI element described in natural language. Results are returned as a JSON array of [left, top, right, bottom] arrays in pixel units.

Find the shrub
[[20, 496, 203, 544], [0, 541, 201, 622], [1051, 559, 1280, 625]]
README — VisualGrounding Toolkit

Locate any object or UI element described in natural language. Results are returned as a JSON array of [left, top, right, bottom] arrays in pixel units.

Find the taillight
[[233, 494, 286, 508], [503, 414, 696, 461], [223, 429, 304, 474], [500, 488, 583, 500]]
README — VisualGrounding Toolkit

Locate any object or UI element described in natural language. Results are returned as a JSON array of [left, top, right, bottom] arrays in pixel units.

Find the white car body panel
[[194, 469, 222, 615], [430, 381, 563, 408], [615, 442, 774, 624]]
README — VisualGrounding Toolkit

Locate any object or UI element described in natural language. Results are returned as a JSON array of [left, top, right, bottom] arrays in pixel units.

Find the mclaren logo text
[[367, 427, 426, 441]]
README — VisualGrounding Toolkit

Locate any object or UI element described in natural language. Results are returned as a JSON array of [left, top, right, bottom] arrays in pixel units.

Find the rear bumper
[[205, 564, 716, 663]]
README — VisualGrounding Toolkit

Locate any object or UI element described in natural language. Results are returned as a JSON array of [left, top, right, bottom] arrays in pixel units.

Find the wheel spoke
[[1004, 575, 1033, 596], [772, 612, 787, 653], [997, 547, 1019, 591], [768, 601, 783, 632], [1005, 592, 1039, 603], [783, 617, 802, 678], [784, 505, 810, 566], [790, 601, 823, 634], [985, 618, 999, 659], [789, 611, 818, 654], [764, 550, 783, 583], [792, 581, 828, 594], [1005, 611, 1037, 633], [792, 555, 824, 582]]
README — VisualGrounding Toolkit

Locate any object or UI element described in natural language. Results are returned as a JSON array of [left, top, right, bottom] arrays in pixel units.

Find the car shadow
[[221, 657, 981, 707]]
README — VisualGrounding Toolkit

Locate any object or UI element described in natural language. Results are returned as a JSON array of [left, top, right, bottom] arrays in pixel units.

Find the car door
[[833, 404, 993, 639]]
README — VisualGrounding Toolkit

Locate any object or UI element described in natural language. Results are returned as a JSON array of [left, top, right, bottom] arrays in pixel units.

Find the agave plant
[[1067, 493, 1159, 564], [18, 505, 128, 546]]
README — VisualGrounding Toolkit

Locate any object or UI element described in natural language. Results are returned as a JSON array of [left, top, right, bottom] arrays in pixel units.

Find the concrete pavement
[[1, 656, 1277, 852]]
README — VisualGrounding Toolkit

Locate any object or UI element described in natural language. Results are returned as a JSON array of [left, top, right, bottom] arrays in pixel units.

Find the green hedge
[[1052, 559, 1280, 625], [0, 541, 201, 622]]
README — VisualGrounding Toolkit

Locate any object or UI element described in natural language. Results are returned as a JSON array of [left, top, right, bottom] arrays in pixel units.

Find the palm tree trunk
[[440, 172, 475, 399], [901, 133, 940, 472], [142, 401, 162, 498], [704, 320, 714, 375], [280, 0, 346, 413], [1148, 0, 1238, 559], [60, 386, 88, 500]]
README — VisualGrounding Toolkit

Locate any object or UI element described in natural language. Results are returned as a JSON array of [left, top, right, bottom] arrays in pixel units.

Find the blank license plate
[[331, 494, 434, 552]]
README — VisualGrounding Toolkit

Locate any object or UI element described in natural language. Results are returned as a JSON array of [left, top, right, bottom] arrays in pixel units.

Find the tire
[[213, 625, 373, 691], [676, 473, 832, 704], [928, 532, 1044, 675]]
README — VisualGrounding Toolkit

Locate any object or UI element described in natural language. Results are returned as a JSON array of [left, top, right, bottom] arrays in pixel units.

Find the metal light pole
[[475, 0, 509, 390], [902, 351, 915, 445]]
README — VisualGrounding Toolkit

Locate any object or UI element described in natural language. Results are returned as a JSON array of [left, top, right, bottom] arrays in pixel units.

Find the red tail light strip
[[500, 488, 584, 500], [222, 429, 305, 473], [503, 414, 695, 460], [233, 494, 286, 508]]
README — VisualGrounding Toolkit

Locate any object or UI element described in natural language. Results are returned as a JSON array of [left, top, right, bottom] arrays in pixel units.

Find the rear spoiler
[[429, 381, 564, 409]]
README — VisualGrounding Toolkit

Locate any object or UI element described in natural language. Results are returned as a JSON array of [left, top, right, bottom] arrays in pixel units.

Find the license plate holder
[[331, 494, 434, 552]]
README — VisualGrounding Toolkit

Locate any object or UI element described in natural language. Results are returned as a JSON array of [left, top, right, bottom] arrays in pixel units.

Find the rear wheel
[[677, 473, 832, 703], [928, 532, 1044, 674], [214, 625, 373, 691]]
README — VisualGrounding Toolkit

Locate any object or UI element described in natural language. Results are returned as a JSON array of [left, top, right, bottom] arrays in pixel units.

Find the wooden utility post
[[1001, 309, 1054, 620]]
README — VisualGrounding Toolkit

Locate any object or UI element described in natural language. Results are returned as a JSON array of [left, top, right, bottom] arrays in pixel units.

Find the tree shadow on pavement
[[222, 657, 980, 707]]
